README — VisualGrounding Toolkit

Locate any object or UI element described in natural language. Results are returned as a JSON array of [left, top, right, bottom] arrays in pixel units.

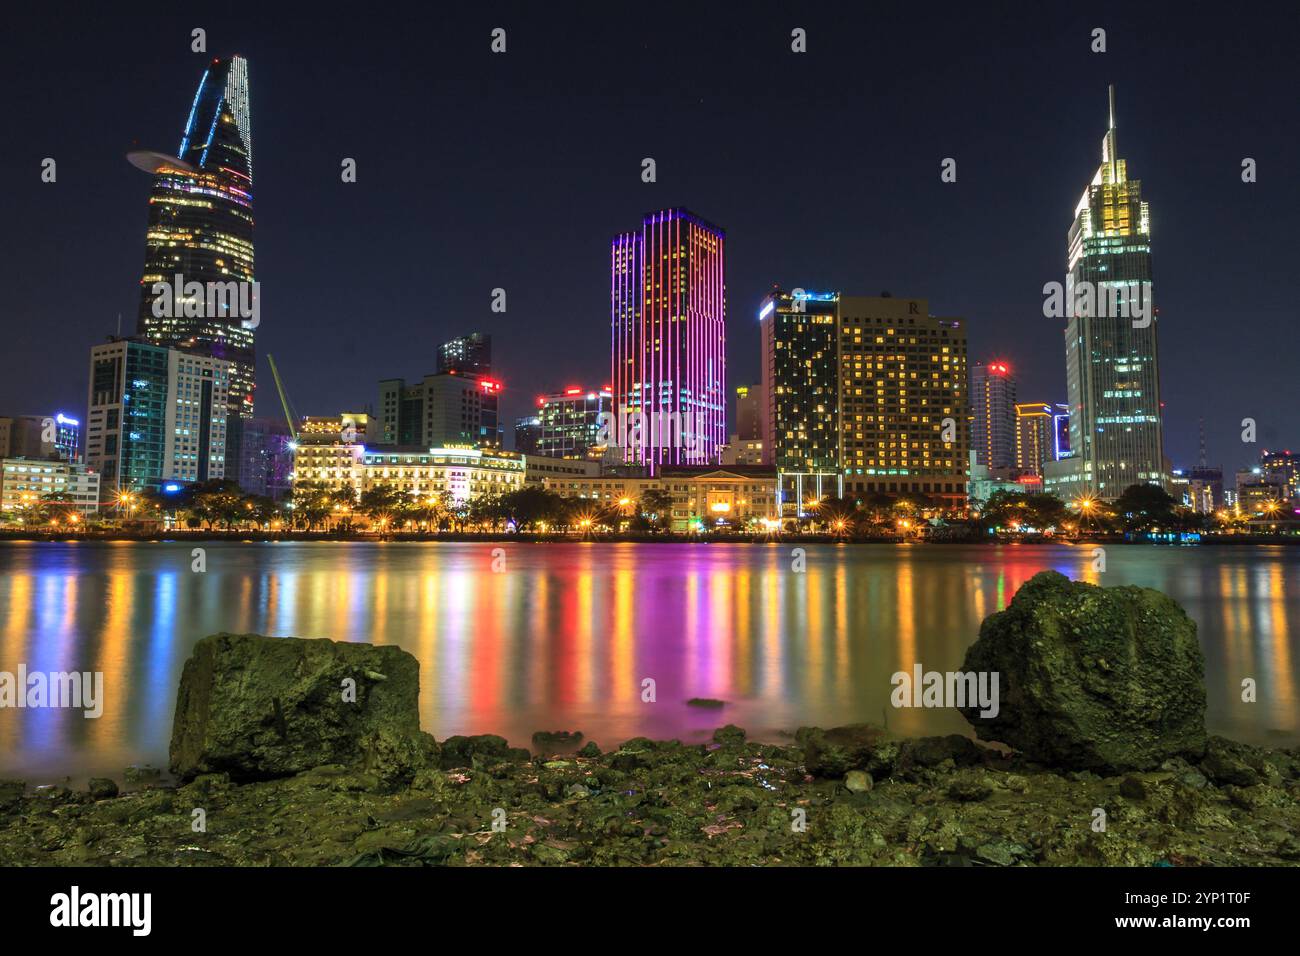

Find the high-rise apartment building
[[611, 208, 726, 472]]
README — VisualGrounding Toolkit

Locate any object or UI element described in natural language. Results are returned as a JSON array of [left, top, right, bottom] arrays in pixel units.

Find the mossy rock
[[960, 571, 1207, 772]]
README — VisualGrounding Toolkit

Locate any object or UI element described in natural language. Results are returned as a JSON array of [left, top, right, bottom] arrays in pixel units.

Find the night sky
[[3, 2, 1297, 471]]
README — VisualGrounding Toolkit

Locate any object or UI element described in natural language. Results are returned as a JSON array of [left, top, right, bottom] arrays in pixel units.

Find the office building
[[611, 207, 726, 471], [1051, 86, 1166, 499], [86, 338, 230, 495], [971, 361, 1017, 470], [133, 56, 256, 471]]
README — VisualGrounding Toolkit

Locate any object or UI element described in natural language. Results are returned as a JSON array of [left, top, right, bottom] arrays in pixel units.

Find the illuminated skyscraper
[[1049, 86, 1166, 499], [132, 56, 255, 474], [970, 360, 1017, 471], [838, 296, 969, 507], [759, 288, 840, 472], [611, 208, 726, 472]]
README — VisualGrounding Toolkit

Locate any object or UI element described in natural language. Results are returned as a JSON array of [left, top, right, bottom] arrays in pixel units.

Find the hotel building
[[837, 295, 969, 506]]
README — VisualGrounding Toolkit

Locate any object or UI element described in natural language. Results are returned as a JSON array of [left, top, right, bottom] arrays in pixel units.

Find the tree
[[359, 485, 404, 531], [1114, 483, 1178, 532], [291, 481, 333, 530], [638, 488, 674, 533]]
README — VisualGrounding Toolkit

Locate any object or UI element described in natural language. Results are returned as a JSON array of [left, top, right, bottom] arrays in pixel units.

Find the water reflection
[[0, 541, 1297, 781]]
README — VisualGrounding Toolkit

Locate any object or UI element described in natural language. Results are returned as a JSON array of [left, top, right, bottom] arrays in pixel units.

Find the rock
[[439, 734, 528, 769], [1119, 776, 1148, 800], [959, 571, 1207, 772], [900, 735, 984, 770], [844, 770, 873, 793], [87, 778, 119, 800], [946, 777, 994, 802], [798, 724, 894, 778], [123, 765, 161, 786], [0, 780, 25, 813], [712, 724, 746, 746], [1200, 737, 1263, 787], [531, 730, 584, 753], [169, 633, 436, 782], [974, 840, 1024, 866]]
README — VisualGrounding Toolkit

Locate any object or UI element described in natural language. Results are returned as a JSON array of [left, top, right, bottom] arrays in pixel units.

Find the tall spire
[[1103, 84, 1118, 177]]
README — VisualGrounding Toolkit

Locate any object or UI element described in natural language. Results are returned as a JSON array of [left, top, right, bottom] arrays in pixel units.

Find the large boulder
[[170, 633, 437, 783], [959, 571, 1207, 772]]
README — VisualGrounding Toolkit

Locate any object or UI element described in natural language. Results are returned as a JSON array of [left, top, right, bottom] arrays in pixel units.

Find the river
[[0, 540, 1296, 781]]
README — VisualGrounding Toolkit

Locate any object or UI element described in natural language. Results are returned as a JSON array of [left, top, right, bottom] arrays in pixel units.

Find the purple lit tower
[[610, 208, 726, 473]]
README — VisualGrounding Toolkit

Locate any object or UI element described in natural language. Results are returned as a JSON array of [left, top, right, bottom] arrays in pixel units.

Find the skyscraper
[[86, 338, 231, 495], [970, 361, 1017, 471], [838, 296, 969, 506], [1014, 402, 1055, 477], [611, 208, 726, 472], [1049, 86, 1166, 500], [759, 288, 840, 473], [132, 56, 255, 475]]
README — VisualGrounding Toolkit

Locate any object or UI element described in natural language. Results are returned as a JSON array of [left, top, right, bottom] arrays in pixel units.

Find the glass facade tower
[[135, 56, 255, 474], [1059, 86, 1166, 498]]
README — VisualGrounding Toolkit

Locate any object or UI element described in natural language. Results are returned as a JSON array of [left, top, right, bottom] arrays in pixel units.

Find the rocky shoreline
[[3, 571, 1297, 867], [2, 725, 1298, 866]]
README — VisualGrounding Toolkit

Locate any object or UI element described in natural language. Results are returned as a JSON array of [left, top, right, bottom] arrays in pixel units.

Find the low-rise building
[[1, 458, 101, 516], [524, 454, 601, 486], [291, 443, 524, 504], [545, 466, 778, 531]]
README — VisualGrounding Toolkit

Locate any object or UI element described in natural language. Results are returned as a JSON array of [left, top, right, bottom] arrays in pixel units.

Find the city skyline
[[3, 7, 1297, 476]]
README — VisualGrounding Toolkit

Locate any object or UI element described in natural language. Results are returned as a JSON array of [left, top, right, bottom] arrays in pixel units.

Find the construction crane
[[267, 354, 300, 443]]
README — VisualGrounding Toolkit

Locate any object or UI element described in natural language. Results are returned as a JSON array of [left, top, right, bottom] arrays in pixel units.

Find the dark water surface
[[1, 540, 1296, 781]]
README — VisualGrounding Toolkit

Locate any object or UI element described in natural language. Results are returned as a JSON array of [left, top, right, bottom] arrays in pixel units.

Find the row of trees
[[2, 478, 1279, 537]]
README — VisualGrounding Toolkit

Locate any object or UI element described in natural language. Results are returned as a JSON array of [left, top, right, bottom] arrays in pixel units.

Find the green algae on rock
[[170, 633, 437, 783], [959, 571, 1207, 772]]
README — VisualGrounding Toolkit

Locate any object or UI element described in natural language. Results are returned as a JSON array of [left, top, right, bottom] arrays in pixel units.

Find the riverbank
[[2, 726, 1297, 866], [1, 529, 1296, 545]]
